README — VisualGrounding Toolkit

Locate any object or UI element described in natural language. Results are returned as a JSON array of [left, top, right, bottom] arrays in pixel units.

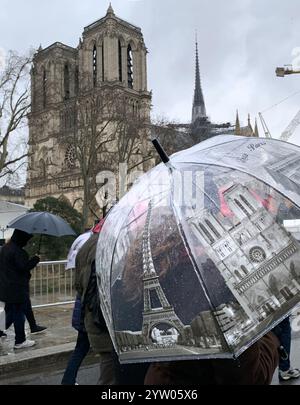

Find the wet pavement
[[0, 304, 300, 385], [272, 336, 300, 385], [0, 304, 76, 358], [0, 304, 97, 384]]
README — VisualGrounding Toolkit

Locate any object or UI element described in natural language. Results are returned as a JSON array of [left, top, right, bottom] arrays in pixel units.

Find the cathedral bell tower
[[25, 5, 152, 215]]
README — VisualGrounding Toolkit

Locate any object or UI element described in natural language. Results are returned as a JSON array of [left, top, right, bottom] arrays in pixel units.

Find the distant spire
[[192, 36, 206, 124], [235, 110, 241, 135], [254, 118, 259, 137], [106, 3, 114, 15], [248, 113, 251, 127]]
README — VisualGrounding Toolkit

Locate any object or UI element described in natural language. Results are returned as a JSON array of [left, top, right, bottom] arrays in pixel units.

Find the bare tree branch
[[0, 50, 32, 181], [55, 86, 153, 229]]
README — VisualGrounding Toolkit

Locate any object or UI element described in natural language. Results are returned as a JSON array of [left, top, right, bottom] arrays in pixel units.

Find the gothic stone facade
[[188, 184, 300, 335], [25, 6, 152, 214]]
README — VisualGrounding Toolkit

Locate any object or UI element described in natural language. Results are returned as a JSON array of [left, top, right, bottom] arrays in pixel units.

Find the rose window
[[249, 246, 266, 263]]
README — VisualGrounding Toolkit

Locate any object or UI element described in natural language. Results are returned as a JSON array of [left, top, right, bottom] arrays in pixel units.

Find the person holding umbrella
[[0, 238, 6, 338], [272, 197, 300, 382], [0, 230, 40, 349], [2, 211, 76, 347]]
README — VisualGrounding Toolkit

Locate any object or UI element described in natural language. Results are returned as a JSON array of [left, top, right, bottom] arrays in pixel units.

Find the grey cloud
[[1, 0, 300, 141]]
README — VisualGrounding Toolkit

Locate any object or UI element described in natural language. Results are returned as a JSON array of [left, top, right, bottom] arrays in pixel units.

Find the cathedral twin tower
[[26, 5, 152, 211]]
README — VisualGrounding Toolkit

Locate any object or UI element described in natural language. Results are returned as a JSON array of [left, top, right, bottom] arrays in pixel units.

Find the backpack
[[83, 261, 108, 332]]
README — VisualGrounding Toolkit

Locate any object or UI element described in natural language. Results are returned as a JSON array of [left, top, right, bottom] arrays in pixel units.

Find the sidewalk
[[1, 304, 300, 385], [0, 304, 99, 383]]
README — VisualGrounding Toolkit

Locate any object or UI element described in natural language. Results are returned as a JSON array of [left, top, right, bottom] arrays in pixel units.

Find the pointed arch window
[[234, 198, 250, 217], [101, 44, 104, 81], [241, 265, 248, 276], [205, 219, 221, 239], [118, 40, 122, 82], [234, 270, 243, 282], [39, 159, 46, 178], [42, 68, 47, 108], [199, 222, 215, 244], [239, 194, 255, 213], [127, 44, 133, 88], [93, 45, 97, 87], [75, 66, 79, 95], [64, 64, 70, 100]]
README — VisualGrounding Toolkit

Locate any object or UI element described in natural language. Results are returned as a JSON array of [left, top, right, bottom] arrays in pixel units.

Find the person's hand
[[33, 255, 40, 263]]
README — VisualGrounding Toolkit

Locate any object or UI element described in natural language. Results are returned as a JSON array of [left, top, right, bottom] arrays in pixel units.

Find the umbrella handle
[[152, 139, 169, 164], [37, 234, 43, 255]]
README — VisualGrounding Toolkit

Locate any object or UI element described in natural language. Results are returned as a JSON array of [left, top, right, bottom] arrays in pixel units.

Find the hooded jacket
[[75, 233, 112, 354], [0, 230, 39, 303]]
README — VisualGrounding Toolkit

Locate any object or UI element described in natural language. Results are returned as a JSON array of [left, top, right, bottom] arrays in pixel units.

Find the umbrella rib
[[171, 136, 241, 159], [171, 136, 300, 162]]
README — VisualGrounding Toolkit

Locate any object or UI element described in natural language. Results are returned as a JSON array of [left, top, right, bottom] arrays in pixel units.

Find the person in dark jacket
[[0, 238, 6, 337], [75, 233, 116, 385], [0, 229, 40, 349], [273, 198, 300, 381]]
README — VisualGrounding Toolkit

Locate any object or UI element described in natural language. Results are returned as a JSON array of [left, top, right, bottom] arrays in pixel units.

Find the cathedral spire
[[247, 113, 251, 127], [235, 110, 241, 135], [106, 3, 115, 16], [192, 35, 206, 124], [254, 118, 259, 137]]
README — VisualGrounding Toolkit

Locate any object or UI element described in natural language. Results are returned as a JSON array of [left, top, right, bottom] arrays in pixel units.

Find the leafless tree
[[0, 50, 32, 182], [150, 116, 195, 160], [57, 87, 153, 229]]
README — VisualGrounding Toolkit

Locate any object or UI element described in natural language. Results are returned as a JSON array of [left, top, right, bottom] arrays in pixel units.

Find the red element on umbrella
[[218, 186, 234, 217], [249, 190, 277, 214], [219, 186, 277, 217], [92, 218, 105, 233], [128, 200, 148, 231]]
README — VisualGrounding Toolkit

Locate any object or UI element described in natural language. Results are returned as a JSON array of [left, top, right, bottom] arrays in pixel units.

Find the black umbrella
[[7, 211, 76, 253]]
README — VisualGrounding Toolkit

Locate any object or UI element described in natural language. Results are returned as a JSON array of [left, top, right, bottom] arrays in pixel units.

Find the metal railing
[[30, 260, 75, 308]]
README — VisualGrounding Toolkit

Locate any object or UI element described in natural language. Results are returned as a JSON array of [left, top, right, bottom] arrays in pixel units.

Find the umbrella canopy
[[66, 218, 105, 269], [96, 135, 300, 363], [7, 211, 76, 237], [66, 231, 92, 270]]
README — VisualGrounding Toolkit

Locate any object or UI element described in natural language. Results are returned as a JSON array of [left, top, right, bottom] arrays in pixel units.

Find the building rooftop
[[0, 186, 25, 197], [83, 4, 141, 35], [35, 42, 77, 58]]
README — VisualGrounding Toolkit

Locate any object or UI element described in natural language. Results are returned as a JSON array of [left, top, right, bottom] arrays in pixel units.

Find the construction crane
[[275, 64, 300, 141], [276, 65, 300, 77], [280, 109, 300, 141], [258, 112, 272, 138]]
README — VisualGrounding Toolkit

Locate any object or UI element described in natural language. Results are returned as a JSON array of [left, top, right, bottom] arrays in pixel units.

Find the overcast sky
[[1, 0, 300, 143]]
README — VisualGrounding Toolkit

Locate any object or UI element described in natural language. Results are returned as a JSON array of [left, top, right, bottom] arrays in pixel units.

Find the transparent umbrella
[[96, 135, 300, 363], [66, 231, 93, 270]]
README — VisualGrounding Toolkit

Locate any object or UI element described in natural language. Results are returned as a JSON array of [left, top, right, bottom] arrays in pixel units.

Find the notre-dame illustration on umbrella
[[96, 134, 300, 363]]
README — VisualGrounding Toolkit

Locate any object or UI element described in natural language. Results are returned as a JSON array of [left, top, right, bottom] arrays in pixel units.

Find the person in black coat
[[0, 229, 40, 348]]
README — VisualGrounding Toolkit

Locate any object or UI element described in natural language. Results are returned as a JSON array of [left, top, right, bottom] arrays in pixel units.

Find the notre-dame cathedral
[[25, 4, 258, 219], [25, 4, 152, 214]]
